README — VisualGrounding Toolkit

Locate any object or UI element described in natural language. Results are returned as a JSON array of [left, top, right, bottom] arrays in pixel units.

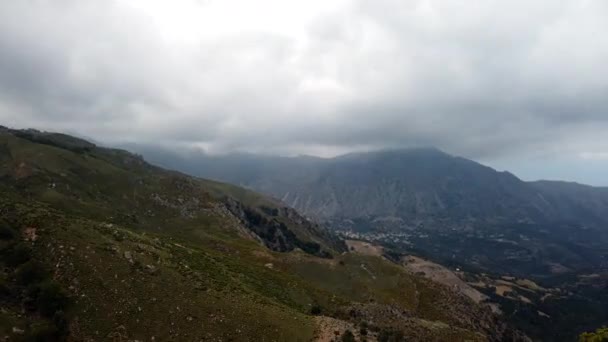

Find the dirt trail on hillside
[[313, 316, 371, 342]]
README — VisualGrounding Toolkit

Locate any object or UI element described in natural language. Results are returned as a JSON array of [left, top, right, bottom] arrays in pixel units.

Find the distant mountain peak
[[335, 146, 450, 160]]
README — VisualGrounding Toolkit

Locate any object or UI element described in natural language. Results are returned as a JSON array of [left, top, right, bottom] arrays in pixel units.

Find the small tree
[[26, 322, 61, 342], [310, 304, 322, 315], [3, 243, 32, 267], [341, 330, 355, 342], [16, 261, 47, 285], [379, 328, 406, 342], [36, 281, 69, 317], [0, 223, 15, 240]]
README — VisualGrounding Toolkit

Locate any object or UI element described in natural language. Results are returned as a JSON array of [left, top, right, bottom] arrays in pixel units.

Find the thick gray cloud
[[1, 0, 608, 182]]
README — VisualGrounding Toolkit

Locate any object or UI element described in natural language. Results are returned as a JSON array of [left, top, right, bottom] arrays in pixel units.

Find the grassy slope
[[0, 130, 341, 254], [0, 129, 509, 341], [1, 200, 316, 341]]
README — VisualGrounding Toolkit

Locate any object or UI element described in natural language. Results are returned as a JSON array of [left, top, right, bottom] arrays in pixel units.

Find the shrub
[[26, 322, 61, 342], [52, 310, 69, 335], [310, 304, 322, 315], [2, 243, 32, 267], [317, 250, 333, 259], [368, 324, 380, 333], [16, 261, 47, 285], [579, 326, 608, 342], [0, 223, 15, 240], [36, 281, 69, 317], [0, 276, 10, 297], [378, 328, 406, 342], [341, 330, 355, 342]]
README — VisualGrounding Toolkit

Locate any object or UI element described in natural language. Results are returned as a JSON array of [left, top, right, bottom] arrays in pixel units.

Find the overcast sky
[[1, 1, 607, 185]]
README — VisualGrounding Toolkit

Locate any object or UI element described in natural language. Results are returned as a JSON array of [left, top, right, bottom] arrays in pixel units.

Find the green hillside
[[0, 128, 522, 341]]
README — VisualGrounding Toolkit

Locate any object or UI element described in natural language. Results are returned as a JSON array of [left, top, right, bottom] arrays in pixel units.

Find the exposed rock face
[[222, 197, 342, 257], [145, 147, 608, 276], [252, 150, 607, 227]]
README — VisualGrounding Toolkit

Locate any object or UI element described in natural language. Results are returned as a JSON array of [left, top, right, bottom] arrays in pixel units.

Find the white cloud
[[580, 152, 608, 161], [0, 0, 607, 163]]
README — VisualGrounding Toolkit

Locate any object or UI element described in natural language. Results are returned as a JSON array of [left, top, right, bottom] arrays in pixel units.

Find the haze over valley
[[1, 0, 608, 341]]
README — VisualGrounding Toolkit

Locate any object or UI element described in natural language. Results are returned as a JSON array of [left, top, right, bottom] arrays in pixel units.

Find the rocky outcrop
[[223, 197, 338, 258]]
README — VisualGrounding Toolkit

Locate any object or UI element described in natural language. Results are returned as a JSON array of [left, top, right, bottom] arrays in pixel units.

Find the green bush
[[378, 328, 405, 342], [310, 304, 322, 315], [0, 276, 10, 297], [2, 243, 32, 267], [36, 282, 69, 317], [580, 326, 608, 342], [16, 261, 47, 285], [25, 322, 61, 342], [0, 223, 15, 240], [52, 310, 69, 335], [368, 324, 380, 333], [341, 330, 355, 342]]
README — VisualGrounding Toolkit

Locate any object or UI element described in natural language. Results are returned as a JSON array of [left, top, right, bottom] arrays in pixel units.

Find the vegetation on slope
[[0, 127, 521, 341], [579, 327, 608, 342]]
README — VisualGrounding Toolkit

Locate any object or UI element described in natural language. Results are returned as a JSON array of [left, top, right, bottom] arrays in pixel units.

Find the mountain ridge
[[129, 144, 608, 279], [0, 127, 528, 341], [133, 144, 608, 225]]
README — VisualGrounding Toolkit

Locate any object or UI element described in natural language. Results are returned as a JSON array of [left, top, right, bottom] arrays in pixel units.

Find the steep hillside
[[136, 147, 608, 340], [0, 127, 342, 258], [0, 128, 522, 341], [530, 180, 608, 224], [135, 147, 608, 277], [264, 149, 552, 222]]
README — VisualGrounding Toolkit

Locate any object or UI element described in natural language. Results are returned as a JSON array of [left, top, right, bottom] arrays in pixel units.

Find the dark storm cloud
[[0, 0, 607, 160]]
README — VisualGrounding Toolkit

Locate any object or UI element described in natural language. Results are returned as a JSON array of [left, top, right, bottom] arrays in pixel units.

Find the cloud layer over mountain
[[1, 1, 607, 173]]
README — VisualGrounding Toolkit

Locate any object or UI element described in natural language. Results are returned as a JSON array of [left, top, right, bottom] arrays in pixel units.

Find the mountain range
[[130, 143, 608, 340], [135, 146, 608, 224], [0, 126, 527, 341], [136, 146, 608, 275]]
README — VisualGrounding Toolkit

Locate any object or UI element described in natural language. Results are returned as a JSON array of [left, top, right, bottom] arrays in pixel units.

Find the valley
[[135, 145, 608, 341], [0, 127, 526, 341]]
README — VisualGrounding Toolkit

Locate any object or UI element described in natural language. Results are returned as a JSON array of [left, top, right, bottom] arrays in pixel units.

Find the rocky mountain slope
[[145, 147, 608, 226], [140, 148, 608, 275], [0, 127, 523, 341], [133, 146, 608, 340]]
